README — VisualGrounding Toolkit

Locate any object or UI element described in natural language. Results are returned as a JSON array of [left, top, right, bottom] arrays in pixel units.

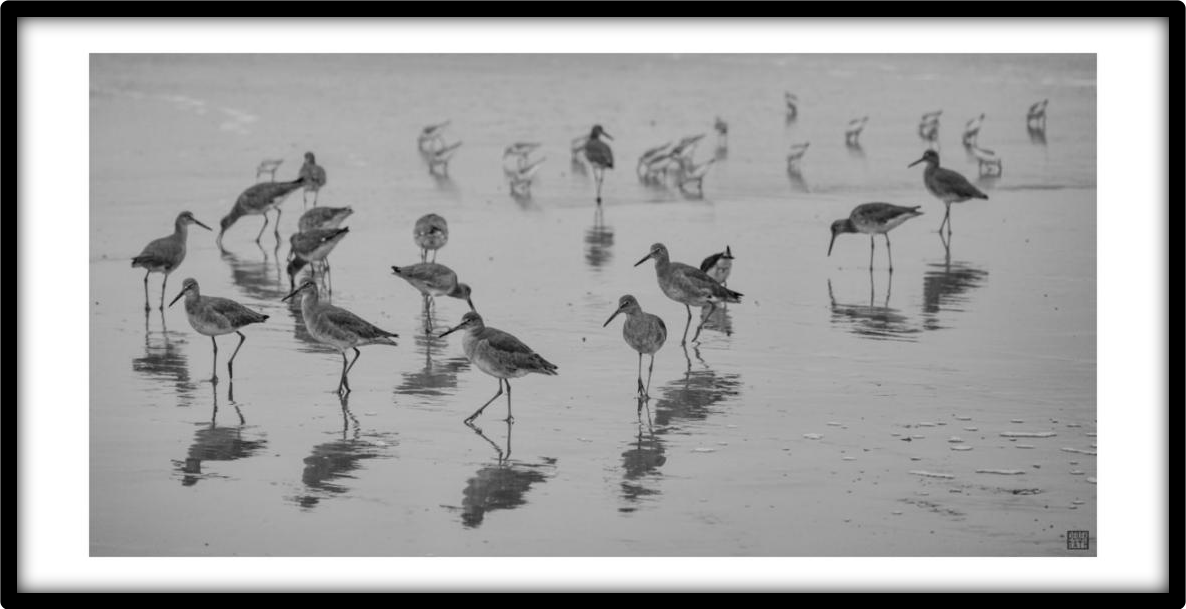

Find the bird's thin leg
[[595, 167, 604, 205], [885, 233, 894, 273], [337, 351, 351, 395], [159, 274, 168, 311], [227, 331, 247, 379], [345, 347, 361, 375], [645, 354, 656, 400], [945, 204, 953, 237], [692, 302, 716, 343], [143, 271, 151, 311], [681, 304, 692, 346], [209, 335, 219, 384], [256, 212, 270, 243], [274, 207, 283, 242], [869, 234, 876, 271], [637, 352, 645, 397], [420, 248, 427, 263], [503, 379, 514, 424], [466, 379, 504, 424]]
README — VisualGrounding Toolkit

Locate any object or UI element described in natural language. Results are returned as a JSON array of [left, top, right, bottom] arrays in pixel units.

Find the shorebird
[[1027, 99, 1048, 130], [427, 140, 463, 175], [635, 243, 742, 345], [828, 202, 923, 272], [286, 227, 350, 289], [438, 311, 558, 424], [962, 113, 985, 147], [508, 155, 546, 195], [132, 211, 212, 310], [583, 124, 614, 205], [413, 213, 449, 263], [168, 277, 269, 382], [256, 158, 283, 182], [785, 91, 799, 119], [918, 110, 941, 142], [418, 120, 451, 152], [969, 145, 1003, 177], [637, 142, 673, 182], [390, 262, 475, 331], [676, 155, 715, 194], [503, 142, 542, 169], [298, 205, 353, 233], [603, 295, 667, 405], [908, 149, 988, 235], [217, 177, 307, 249], [282, 279, 399, 394], [845, 116, 869, 146], [787, 141, 811, 169], [299, 152, 328, 207], [699, 246, 734, 286]]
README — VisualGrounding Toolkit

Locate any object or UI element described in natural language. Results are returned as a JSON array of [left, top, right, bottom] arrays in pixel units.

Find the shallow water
[[90, 54, 1096, 556]]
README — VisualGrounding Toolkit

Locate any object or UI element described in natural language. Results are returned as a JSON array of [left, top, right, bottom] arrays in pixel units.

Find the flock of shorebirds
[[130, 95, 1050, 424]]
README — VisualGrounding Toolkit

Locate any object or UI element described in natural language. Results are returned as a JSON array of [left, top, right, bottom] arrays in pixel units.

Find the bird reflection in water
[[922, 233, 989, 331], [1027, 124, 1048, 146], [394, 324, 471, 399], [585, 207, 614, 271], [697, 302, 734, 338], [455, 421, 556, 529], [619, 402, 667, 512], [652, 345, 742, 427], [132, 308, 196, 394], [827, 273, 920, 341], [220, 243, 286, 302], [291, 393, 395, 510], [174, 381, 267, 487]]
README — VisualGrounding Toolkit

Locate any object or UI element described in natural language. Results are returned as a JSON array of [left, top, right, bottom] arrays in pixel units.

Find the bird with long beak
[[438, 311, 557, 424], [390, 262, 475, 332], [828, 202, 923, 272], [281, 280, 398, 395], [583, 124, 614, 205], [603, 295, 667, 406], [168, 277, 268, 382], [132, 211, 212, 311], [217, 177, 307, 249], [908, 149, 988, 235], [635, 243, 742, 345]]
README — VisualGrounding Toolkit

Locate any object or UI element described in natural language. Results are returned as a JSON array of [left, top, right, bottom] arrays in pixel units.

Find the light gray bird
[[828, 202, 923, 272], [414, 213, 449, 263]]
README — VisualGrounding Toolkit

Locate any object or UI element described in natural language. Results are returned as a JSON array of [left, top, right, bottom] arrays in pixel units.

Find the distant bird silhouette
[[299, 152, 327, 207], [583, 124, 614, 205]]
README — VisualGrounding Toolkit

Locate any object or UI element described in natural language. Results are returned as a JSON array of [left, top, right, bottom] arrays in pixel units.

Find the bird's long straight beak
[[280, 287, 301, 302], [437, 323, 464, 339], [908, 156, 925, 168], [602, 131, 613, 140], [603, 308, 623, 328], [194, 219, 212, 231], [168, 289, 186, 307], [827, 233, 838, 257], [633, 252, 653, 267]]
